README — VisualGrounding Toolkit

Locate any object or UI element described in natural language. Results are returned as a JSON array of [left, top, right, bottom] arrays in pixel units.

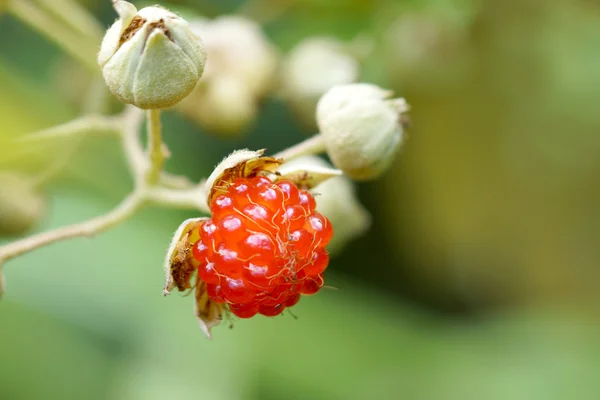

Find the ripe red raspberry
[[191, 176, 332, 318]]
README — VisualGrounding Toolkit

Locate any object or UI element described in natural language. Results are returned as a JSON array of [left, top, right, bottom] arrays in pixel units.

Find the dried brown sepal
[[276, 168, 343, 190], [194, 280, 225, 339], [118, 15, 146, 46], [163, 218, 206, 296], [205, 149, 283, 205]]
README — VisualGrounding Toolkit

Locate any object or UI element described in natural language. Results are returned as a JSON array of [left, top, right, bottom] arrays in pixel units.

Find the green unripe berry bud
[[317, 83, 409, 181], [0, 172, 46, 236], [98, 1, 206, 109]]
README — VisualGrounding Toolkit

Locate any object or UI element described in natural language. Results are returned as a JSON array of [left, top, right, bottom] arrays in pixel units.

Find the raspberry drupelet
[[191, 175, 333, 318]]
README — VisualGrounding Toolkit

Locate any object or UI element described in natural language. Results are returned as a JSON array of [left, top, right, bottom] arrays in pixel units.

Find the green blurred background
[[2, 0, 600, 399]]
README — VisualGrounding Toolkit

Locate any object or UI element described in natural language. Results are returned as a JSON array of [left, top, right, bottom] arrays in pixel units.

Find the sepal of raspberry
[[194, 281, 225, 339], [276, 162, 342, 190], [205, 149, 283, 206], [164, 217, 208, 295]]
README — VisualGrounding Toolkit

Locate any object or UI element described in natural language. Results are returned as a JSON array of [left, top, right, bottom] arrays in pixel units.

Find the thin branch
[[0, 182, 210, 266], [19, 115, 120, 142], [147, 184, 209, 214], [145, 110, 166, 185], [20, 114, 121, 188], [0, 193, 145, 263], [8, 0, 99, 74], [0, 102, 211, 268], [274, 133, 326, 160], [120, 106, 147, 179], [0, 105, 328, 274], [159, 172, 196, 190]]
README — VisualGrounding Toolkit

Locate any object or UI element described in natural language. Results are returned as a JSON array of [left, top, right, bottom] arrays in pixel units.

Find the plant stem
[[148, 185, 209, 214], [0, 180, 210, 266], [120, 106, 147, 179], [274, 134, 326, 160], [20, 115, 121, 142], [145, 109, 166, 185], [0, 193, 145, 263], [159, 173, 195, 190], [0, 108, 209, 274], [20, 115, 122, 188], [8, 0, 98, 74]]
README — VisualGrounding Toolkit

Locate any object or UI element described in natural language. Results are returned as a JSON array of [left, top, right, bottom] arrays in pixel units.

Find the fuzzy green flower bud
[[0, 172, 46, 236], [98, 1, 206, 109], [317, 83, 409, 181]]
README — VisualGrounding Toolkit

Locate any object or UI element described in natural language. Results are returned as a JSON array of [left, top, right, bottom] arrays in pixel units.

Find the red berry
[[232, 179, 250, 195], [298, 190, 316, 212], [192, 240, 210, 262], [250, 176, 272, 188], [305, 213, 333, 247], [289, 229, 314, 259], [198, 261, 220, 285], [201, 221, 218, 236], [276, 180, 300, 203], [285, 293, 301, 307], [242, 260, 271, 288], [206, 283, 225, 302], [257, 186, 284, 212], [301, 275, 324, 295], [230, 303, 259, 319], [218, 214, 247, 243], [222, 277, 255, 304], [193, 176, 332, 318], [259, 303, 285, 317], [239, 232, 273, 255], [214, 244, 244, 276], [211, 194, 234, 216], [284, 205, 308, 232], [264, 282, 294, 306], [303, 248, 329, 277]]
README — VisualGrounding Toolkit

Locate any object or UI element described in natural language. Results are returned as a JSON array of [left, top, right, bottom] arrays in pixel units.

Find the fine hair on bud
[[317, 83, 409, 181]]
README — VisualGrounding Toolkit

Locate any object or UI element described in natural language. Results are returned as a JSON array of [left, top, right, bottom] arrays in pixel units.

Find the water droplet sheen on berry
[[192, 176, 332, 318]]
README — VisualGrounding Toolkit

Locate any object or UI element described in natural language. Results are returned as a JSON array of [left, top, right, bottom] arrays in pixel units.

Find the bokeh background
[[2, 0, 600, 399]]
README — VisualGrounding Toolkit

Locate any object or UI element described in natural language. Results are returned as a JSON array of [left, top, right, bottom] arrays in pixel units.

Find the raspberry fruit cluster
[[191, 175, 332, 318]]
